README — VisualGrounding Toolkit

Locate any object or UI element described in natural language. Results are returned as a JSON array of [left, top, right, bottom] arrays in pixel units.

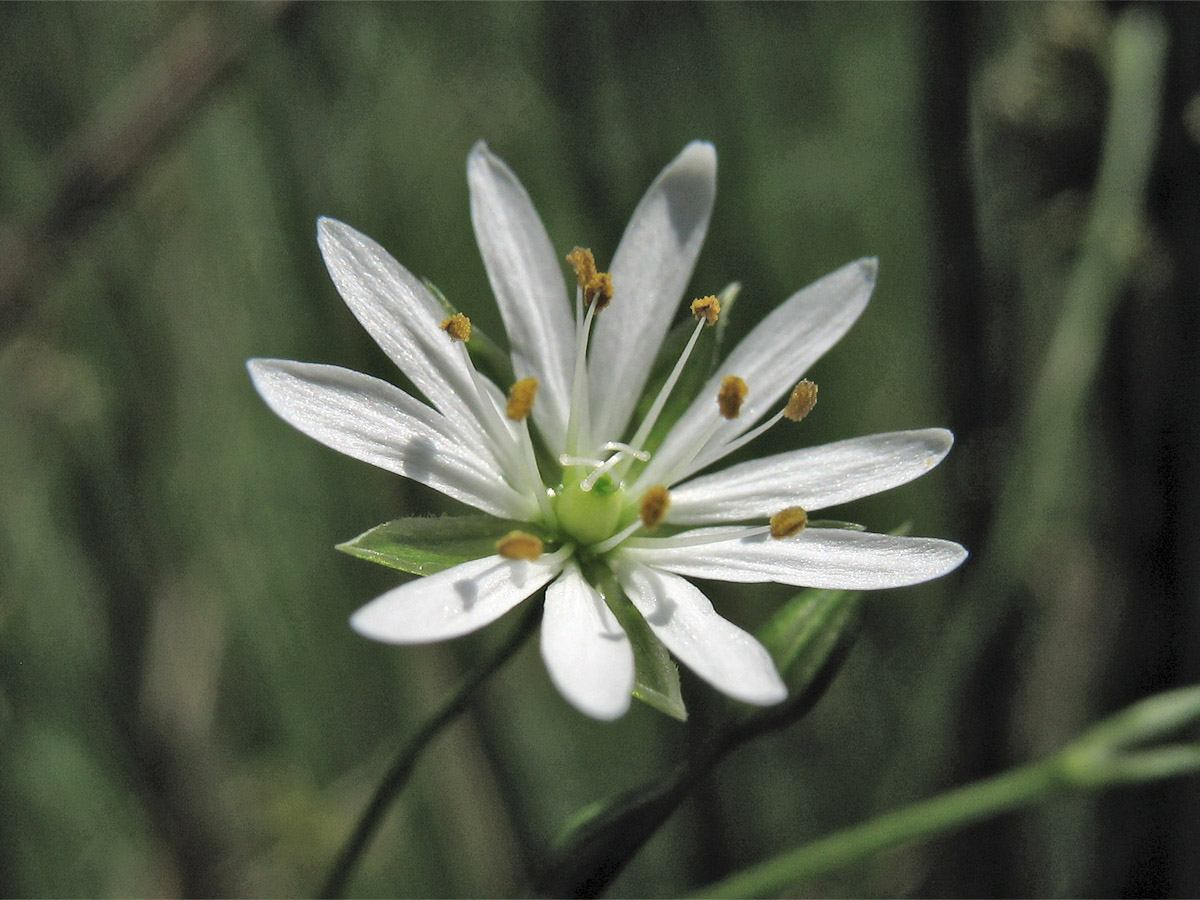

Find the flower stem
[[696, 684, 1200, 899], [697, 759, 1065, 899], [318, 600, 542, 899]]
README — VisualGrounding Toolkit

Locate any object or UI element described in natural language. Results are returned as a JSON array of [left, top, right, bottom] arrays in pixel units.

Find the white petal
[[248, 359, 537, 520], [668, 429, 954, 524], [351, 550, 568, 643], [469, 143, 575, 453], [634, 259, 876, 491], [316, 217, 500, 440], [611, 558, 786, 706], [588, 142, 717, 447], [540, 562, 634, 720], [625, 527, 968, 590]]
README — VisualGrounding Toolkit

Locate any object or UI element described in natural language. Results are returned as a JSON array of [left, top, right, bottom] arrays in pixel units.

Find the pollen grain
[[495, 530, 544, 560], [639, 486, 671, 530], [690, 295, 721, 326], [566, 247, 598, 287], [506, 378, 539, 421], [718, 375, 749, 419], [769, 506, 808, 539], [784, 380, 818, 422], [585, 271, 613, 311], [440, 313, 472, 343]]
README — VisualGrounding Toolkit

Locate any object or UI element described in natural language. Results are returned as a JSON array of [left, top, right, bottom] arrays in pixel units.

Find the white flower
[[248, 141, 966, 721]]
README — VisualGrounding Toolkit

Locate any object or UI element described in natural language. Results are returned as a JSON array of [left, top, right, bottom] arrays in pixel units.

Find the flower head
[[248, 141, 967, 720]]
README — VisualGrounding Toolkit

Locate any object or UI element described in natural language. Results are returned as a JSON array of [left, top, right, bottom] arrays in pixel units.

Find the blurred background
[[2, 2, 1198, 897]]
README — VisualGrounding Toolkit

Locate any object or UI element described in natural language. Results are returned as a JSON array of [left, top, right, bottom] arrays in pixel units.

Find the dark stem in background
[[918, 5, 1026, 896], [318, 601, 541, 900], [0, 2, 295, 341], [1098, 5, 1200, 896], [529, 632, 858, 899]]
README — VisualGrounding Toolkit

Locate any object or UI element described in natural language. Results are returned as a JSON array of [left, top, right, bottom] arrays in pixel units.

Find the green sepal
[[758, 587, 862, 687], [423, 278, 516, 388], [731, 586, 864, 732], [629, 281, 741, 460], [591, 565, 686, 721], [337, 515, 546, 576]]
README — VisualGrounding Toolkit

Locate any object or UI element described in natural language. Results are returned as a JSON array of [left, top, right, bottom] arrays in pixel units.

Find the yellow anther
[[639, 486, 670, 530], [584, 271, 613, 311], [717, 375, 749, 419], [506, 377, 539, 421], [440, 313, 472, 343], [566, 247, 613, 311], [769, 506, 808, 539], [784, 379, 818, 422], [690, 295, 721, 327], [566, 247, 598, 287], [495, 530, 544, 560]]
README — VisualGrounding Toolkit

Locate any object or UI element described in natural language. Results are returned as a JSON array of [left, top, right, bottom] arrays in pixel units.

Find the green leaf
[[592, 566, 686, 721], [337, 515, 542, 576]]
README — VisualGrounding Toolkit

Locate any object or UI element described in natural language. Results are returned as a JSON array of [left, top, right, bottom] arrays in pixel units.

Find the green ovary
[[555, 475, 625, 546]]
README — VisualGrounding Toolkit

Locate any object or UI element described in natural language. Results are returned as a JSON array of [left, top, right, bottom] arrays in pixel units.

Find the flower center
[[554, 472, 626, 546]]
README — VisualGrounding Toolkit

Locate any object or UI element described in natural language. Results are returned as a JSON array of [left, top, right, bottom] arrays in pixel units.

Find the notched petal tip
[[858, 257, 880, 284]]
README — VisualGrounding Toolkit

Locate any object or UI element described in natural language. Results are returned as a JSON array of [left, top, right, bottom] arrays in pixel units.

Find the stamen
[[615, 313, 710, 478], [717, 375, 749, 419], [690, 295, 721, 326], [584, 271, 613, 311], [639, 486, 670, 530], [563, 290, 600, 456], [506, 378, 539, 421], [441, 313, 472, 343], [443, 336, 544, 518], [769, 506, 808, 539], [496, 530, 544, 560], [784, 380, 818, 422], [565, 247, 613, 311], [512, 412, 556, 527], [622, 525, 759, 551], [589, 518, 646, 555], [688, 380, 821, 475], [566, 247, 598, 287]]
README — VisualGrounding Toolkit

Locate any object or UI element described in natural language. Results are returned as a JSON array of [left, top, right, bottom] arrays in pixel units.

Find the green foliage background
[[1, 2, 1197, 897]]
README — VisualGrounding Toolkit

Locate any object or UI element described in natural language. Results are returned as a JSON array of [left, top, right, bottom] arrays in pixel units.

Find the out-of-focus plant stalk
[[981, 6, 1168, 578], [318, 601, 541, 899], [696, 686, 1200, 899], [893, 4, 1171, 805]]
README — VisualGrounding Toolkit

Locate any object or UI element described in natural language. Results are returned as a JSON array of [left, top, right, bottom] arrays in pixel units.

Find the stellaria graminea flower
[[248, 141, 966, 720]]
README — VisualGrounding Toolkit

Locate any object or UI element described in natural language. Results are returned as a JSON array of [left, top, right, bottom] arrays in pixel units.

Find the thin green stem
[[319, 601, 541, 899], [697, 682, 1200, 899], [696, 759, 1065, 899], [884, 4, 1170, 811]]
